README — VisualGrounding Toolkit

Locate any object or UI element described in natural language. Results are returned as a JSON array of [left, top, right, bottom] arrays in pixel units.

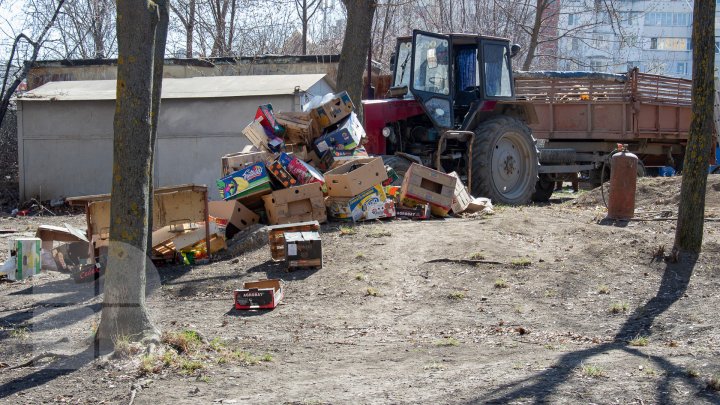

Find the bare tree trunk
[[674, 0, 715, 254], [302, 0, 308, 55], [228, 0, 236, 55], [96, 0, 169, 349], [337, 0, 377, 120], [523, 0, 544, 70], [187, 0, 195, 57]]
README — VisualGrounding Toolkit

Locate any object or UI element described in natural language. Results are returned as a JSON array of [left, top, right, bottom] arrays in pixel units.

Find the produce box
[[221, 150, 272, 176], [321, 146, 370, 169], [324, 157, 388, 198], [325, 184, 395, 222], [382, 165, 399, 186], [7, 238, 41, 281], [309, 91, 354, 128], [275, 111, 321, 144], [216, 162, 272, 202], [234, 279, 284, 310], [395, 203, 432, 220], [266, 160, 298, 189], [277, 153, 326, 191], [284, 231, 323, 270], [242, 118, 284, 152], [313, 113, 364, 155], [449, 172, 472, 214], [262, 183, 327, 225], [399, 163, 455, 216], [267, 220, 321, 261], [254, 104, 284, 137]]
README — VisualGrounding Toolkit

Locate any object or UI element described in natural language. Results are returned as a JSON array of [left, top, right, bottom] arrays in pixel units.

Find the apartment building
[[555, 0, 713, 79]]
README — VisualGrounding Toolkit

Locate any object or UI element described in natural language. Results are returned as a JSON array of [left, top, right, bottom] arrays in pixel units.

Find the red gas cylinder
[[607, 145, 638, 220]]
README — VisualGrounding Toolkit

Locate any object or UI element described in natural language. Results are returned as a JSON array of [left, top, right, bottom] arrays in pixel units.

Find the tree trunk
[[523, 0, 544, 70], [337, 0, 377, 121], [187, 0, 195, 57], [674, 0, 715, 253], [302, 0, 308, 55], [96, 0, 168, 349]]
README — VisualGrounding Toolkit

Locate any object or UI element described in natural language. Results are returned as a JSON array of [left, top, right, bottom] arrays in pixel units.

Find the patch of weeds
[[339, 226, 356, 236], [629, 335, 649, 347], [180, 359, 205, 375], [434, 337, 460, 347], [260, 353, 274, 362], [641, 364, 657, 376], [597, 284, 610, 294], [544, 344, 556, 350], [161, 350, 178, 367], [581, 363, 605, 378], [197, 375, 211, 383], [707, 375, 720, 391], [209, 337, 226, 352], [355, 253, 365, 259], [355, 273, 366, 281], [609, 302, 629, 314], [367, 230, 391, 238], [510, 257, 532, 267], [113, 335, 141, 359], [162, 329, 203, 354], [447, 291, 465, 300], [232, 350, 261, 366], [494, 278, 508, 289], [10, 326, 29, 339], [217, 356, 229, 365], [424, 362, 445, 371], [687, 368, 700, 378], [544, 289, 557, 298], [366, 287, 379, 297], [138, 355, 161, 375], [469, 252, 485, 260]]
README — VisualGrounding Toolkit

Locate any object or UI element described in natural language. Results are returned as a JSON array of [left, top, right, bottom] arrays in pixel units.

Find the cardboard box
[[227, 201, 260, 238], [221, 150, 272, 176], [285, 144, 309, 161], [449, 172, 472, 214], [267, 220, 321, 261], [321, 146, 370, 170], [304, 150, 326, 172], [399, 163, 455, 216], [262, 183, 327, 225], [383, 166, 399, 186], [8, 238, 41, 280], [324, 157, 388, 198], [254, 104, 284, 137], [314, 112, 365, 154], [277, 153, 326, 191], [242, 119, 283, 152], [395, 203, 432, 220], [285, 231, 323, 270], [275, 111, 321, 144], [234, 279, 284, 310], [385, 185, 401, 202], [309, 91, 354, 128], [172, 222, 219, 251], [217, 162, 272, 201], [266, 160, 298, 189], [326, 184, 395, 222]]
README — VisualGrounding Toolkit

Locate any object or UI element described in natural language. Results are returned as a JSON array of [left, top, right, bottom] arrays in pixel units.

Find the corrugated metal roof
[[17, 73, 328, 101]]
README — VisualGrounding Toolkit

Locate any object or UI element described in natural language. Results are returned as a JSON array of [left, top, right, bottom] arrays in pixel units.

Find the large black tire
[[531, 174, 555, 202], [711, 166, 720, 174], [381, 155, 412, 186], [472, 116, 539, 205]]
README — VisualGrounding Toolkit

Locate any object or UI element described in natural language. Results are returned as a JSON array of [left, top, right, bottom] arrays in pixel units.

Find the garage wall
[[18, 94, 301, 201]]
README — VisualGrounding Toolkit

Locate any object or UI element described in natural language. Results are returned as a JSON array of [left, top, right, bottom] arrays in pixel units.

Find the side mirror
[[389, 52, 396, 71], [510, 44, 521, 58]]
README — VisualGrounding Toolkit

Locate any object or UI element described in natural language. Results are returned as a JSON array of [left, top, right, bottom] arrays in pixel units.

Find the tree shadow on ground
[[472, 253, 719, 404]]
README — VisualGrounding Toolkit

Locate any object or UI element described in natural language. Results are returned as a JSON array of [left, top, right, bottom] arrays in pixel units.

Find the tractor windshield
[[482, 42, 512, 98], [413, 35, 450, 96]]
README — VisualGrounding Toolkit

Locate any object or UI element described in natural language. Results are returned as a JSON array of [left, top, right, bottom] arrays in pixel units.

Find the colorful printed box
[[216, 162, 272, 201], [277, 152, 326, 191]]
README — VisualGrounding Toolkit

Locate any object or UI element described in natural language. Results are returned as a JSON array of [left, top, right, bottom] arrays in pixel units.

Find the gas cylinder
[[607, 144, 638, 220]]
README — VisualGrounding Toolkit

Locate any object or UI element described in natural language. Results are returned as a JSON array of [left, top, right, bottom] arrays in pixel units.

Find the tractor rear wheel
[[531, 174, 555, 202], [471, 116, 539, 205]]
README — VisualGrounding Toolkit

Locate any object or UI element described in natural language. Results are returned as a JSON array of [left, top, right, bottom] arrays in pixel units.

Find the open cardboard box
[[285, 231, 323, 270], [221, 149, 272, 176], [234, 279, 284, 310], [324, 157, 388, 198], [308, 91, 354, 128], [449, 172, 472, 214], [267, 220, 321, 261], [262, 183, 327, 225], [400, 163, 455, 216]]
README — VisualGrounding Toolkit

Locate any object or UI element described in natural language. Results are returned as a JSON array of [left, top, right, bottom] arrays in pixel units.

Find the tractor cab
[[390, 30, 519, 130]]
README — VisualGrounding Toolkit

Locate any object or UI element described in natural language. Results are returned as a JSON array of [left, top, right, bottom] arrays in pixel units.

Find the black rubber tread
[[538, 148, 576, 164], [531, 174, 555, 202], [711, 166, 720, 174], [381, 155, 412, 186], [471, 116, 539, 205], [637, 161, 646, 177]]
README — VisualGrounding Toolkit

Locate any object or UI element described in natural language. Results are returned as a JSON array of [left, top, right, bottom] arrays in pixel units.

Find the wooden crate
[[267, 220, 320, 261], [276, 111, 321, 145]]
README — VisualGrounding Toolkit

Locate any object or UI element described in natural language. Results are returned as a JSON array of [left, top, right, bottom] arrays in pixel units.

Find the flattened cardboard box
[[324, 157, 388, 198], [309, 91, 354, 128], [221, 150, 272, 176], [267, 220, 320, 261], [234, 279, 284, 310], [284, 231, 323, 270], [448, 171, 472, 214], [262, 183, 327, 225], [400, 163, 455, 216]]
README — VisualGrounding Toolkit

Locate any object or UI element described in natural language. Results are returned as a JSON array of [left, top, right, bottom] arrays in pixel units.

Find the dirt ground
[[1, 176, 719, 404]]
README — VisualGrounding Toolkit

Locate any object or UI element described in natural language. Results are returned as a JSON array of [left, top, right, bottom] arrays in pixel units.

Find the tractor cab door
[[478, 39, 514, 100], [409, 30, 454, 129]]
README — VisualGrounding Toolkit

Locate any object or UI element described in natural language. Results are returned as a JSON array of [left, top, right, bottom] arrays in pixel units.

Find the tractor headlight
[[382, 126, 392, 138]]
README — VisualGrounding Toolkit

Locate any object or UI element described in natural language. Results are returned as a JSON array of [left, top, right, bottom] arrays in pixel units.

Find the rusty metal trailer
[[511, 68, 711, 186]]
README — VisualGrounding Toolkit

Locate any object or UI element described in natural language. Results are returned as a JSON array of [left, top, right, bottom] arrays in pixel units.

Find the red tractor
[[362, 30, 542, 205]]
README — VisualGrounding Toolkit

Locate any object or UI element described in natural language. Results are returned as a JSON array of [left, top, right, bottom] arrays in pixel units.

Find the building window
[[715, 41, 720, 53], [650, 38, 658, 49], [687, 38, 693, 50], [568, 13, 577, 26], [649, 37, 691, 51], [590, 60, 604, 71], [675, 62, 688, 75], [571, 38, 580, 51], [644, 12, 692, 27]]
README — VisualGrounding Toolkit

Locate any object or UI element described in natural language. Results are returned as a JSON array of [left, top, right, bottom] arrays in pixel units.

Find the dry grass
[[162, 330, 203, 354], [609, 302, 629, 314], [494, 279, 509, 289], [510, 257, 532, 267], [447, 291, 466, 300]]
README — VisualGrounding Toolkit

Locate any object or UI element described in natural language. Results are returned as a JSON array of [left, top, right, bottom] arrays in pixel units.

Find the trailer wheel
[[531, 174, 555, 202], [472, 116, 539, 205], [381, 155, 412, 186]]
